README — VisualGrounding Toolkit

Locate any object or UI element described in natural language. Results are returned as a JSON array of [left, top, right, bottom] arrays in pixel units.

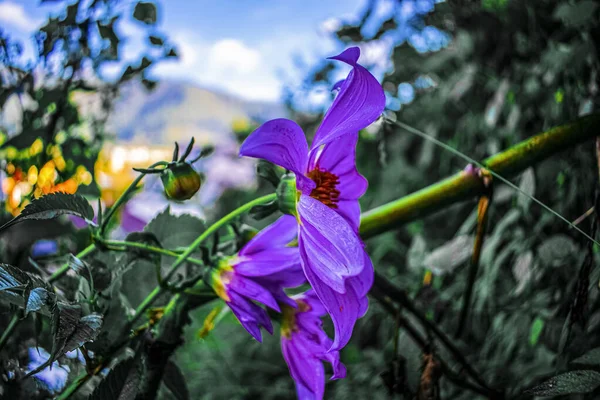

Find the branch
[[360, 113, 600, 239]]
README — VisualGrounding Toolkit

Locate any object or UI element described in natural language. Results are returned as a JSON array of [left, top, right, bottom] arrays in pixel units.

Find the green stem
[[0, 312, 20, 352], [100, 161, 166, 235], [360, 112, 600, 239], [55, 371, 92, 400], [48, 243, 96, 283], [100, 239, 205, 266], [128, 193, 277, 327]]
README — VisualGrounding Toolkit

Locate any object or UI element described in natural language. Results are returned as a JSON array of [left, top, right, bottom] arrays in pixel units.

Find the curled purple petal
[[239, 118, 314, 191], [301, 262, 361, 351], [297, 195, 365, 292], [312, 47, 385, 148], [240, 215, 298, 255], [282, 335, 326, 399], [229, 275, 280, 312], [227, 292, 273, 342]]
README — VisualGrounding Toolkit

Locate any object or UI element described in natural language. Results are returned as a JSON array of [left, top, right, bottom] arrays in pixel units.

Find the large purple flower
[[239, 47, 383, 349], [281, 290, 346, 400], [209, 215, 303, 342]]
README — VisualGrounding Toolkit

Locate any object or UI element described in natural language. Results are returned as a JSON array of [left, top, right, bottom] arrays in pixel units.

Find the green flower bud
[[276, 173, 298, 216], [161, 162, 202, 200]]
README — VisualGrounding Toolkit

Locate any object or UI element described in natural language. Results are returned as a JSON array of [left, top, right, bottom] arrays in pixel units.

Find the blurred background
[[1, 0, 599, 399]]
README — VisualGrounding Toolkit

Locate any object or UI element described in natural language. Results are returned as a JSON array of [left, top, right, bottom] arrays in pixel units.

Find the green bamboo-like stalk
[[360, 113, 600, 238]]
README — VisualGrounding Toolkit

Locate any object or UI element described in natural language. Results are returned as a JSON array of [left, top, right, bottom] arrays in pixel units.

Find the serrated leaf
[[525, 370, 600, 396], [0, 263, 55, 315], [26, 287, 51, 314], [89, 357, 141, 400], [423, 235, 473, 275], [133, 1, 157, 24], [162, 360, 189, 400], [571, 347, 600, 367], [0, 193, 94, 233], [145, 207, 205, 250]]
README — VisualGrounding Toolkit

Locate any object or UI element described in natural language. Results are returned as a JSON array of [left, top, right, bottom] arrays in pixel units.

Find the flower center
[[210, 258, 235, 302], [307, 168, 340, 208]]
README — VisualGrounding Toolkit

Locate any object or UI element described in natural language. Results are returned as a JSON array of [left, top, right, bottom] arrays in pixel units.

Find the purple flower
[[27, 347, 70, 394], [281, 290, 346, 400], [239, 47, 383, 350], [209, 215, 303, 342]]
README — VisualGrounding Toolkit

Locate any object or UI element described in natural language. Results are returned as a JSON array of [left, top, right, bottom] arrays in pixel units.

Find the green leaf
[[571, 347, 600, 367], [0, 263, 55, 315], [145, 207, 205, 250], [133, 1, 157, 25], [537, 234, 578, 267], [554, 1, 599, 28], [249, 201, 278, 220], [517, 168, 535, 210], [525, 370, 600, 396], [0, 192, 94, 233], [162, 360, 190, 400], [529, 317, 544, 346], [148, 35, 164, 45], [89, 357, 141, 400], [423, 235, 473, 275]]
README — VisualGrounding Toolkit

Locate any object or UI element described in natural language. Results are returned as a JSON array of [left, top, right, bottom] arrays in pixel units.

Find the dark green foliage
[[525, 370, 600, 396], [133, 2, 158, 25], [88, 357, 141, 400], [0, 263, 55, 315], [0, 193, 94, 233], [162, 360, 190, 400]]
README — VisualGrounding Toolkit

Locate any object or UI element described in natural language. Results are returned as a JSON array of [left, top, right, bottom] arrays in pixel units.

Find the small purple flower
[[281, 290, 346, 400], [208, 215, 303, 342], [239, 47, 383, 350], [27, 347, 70, 394]]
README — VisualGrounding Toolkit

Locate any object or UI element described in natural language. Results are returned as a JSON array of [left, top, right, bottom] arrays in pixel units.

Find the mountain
[[107, 80, 286, 146]]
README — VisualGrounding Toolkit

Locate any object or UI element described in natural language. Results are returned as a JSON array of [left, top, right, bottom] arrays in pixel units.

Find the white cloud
[[153, 34, 281, 102], [0, 1, 41, 31], [208, 39, 261, 74]]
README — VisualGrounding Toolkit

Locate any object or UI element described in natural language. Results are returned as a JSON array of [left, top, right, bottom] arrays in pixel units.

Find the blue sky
[[0, 0, 369, 101]]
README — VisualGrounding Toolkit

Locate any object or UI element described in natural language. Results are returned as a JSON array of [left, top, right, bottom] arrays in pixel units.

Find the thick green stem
[[128, 193, 277, 327], [360, 112, 600, 238]]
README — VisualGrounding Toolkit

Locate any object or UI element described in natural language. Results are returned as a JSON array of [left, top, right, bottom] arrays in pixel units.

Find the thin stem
[[361, 113, 600, 240], [55, 371, 92, 400], [0, 312, 21, 352], [100, 161, 167, 235], [48, 243, 96, 283], [100, 239, 205, 266], [128, 193, 277, 327]]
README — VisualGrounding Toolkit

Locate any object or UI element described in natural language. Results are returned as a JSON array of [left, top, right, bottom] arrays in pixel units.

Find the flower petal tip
[[328, 46, 360, 66]]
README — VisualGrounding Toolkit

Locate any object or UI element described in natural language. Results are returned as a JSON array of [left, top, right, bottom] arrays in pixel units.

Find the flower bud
[[276, 173, 298, 216], [161, 163, 201, 200]]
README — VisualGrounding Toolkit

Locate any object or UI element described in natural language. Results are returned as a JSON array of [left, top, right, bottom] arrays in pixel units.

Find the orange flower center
[[307, 168, 340, 208]]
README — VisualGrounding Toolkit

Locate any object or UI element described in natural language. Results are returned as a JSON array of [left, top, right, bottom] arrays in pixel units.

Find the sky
[[0, 0, 369, 102]]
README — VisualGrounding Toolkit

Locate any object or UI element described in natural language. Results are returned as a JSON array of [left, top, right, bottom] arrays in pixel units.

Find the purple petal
[[282, 336, 325, 400], [297, 195, 365, 292], [240, 215, 298, 256], [301, 264, 361, 351], [227, 292, 273, 341], [239, 119, 315, 192], [229, 275, 280, 311], [235, 248, 300, 277], [348, 251, 374, 298], [311, 47, 385, 148], [259, 265, 306, 288], [256, 280, 297, 308], [323, 351, 347, 380], [308, 132, 367, 231]]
